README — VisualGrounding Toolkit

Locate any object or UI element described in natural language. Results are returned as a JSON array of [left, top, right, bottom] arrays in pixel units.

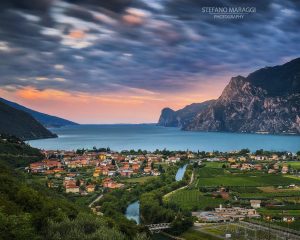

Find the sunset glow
[[0, 0, 299, 123]]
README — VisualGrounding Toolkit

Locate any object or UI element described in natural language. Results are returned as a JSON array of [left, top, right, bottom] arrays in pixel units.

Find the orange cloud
[[69, 30, 86, 39], [1, 79, 225, 124], [17, 87, 69, 100]]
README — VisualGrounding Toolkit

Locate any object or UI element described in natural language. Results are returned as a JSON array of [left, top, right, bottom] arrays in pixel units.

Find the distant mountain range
[[0, 98, 78, 128], [158, 57, 300, 135], [0, 101, 57, 140]]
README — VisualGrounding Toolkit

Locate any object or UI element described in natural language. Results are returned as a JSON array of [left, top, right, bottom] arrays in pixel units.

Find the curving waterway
[[125, 201, 140, 224], [125, 164, 188, 224]]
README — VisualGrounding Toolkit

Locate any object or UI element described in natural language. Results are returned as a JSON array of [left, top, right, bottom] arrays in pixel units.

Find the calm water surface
[[175, 164, 188, 181], [28, 124, 300, 152], [125, 201, 140, 224]]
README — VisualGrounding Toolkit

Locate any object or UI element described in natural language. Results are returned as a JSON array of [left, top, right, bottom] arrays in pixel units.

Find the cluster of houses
[[229, 162, 290, 174], [28, 150, 190, 194], [202, 152, 296, 163]]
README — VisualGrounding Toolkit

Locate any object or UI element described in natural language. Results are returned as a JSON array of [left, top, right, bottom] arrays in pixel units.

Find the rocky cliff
[[158, 100, 215, 128], [159, 57, 300, 134]]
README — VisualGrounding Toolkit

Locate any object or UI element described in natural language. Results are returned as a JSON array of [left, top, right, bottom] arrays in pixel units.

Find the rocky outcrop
[[158, 100, 215, 128], [159, 57, 300, 134]]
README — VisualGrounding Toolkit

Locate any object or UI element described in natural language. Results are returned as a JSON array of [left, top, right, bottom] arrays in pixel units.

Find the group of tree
[[0, 137, 149, 240]]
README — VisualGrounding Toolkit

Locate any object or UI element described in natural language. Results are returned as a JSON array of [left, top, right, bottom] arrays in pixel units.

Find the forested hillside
[[0, 101, 56, 140], [0, 136, 148, 240]]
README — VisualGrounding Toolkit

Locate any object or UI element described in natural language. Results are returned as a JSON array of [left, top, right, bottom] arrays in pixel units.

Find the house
[[120, 169, 133, 177], [255, 156, 267, 161], [282, 165, 288, 174], [144, 166, 152, 174], [250, 200, 261, 209], [102, 178, 124, 189], [152, 170, 161, 176], [99, 153, 106, 161], [253, 164, 263, 171], [241, 164, 252, 171], [132, 163, 140, 171], [30, 162, 45, 173], [230, 164, 240, 169], [65, 183, 80, 193], [268, 169, 276, 174], [86, 184, 95, 193], [168, 157, 180, 163], [273, 163, 279, 170]]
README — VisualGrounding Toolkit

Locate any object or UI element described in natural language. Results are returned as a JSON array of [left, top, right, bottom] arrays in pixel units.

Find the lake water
[[28, 124, 300, 152]]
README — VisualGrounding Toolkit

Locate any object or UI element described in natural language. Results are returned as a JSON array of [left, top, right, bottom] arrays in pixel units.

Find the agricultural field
[[165, 189, 226, 211], [282, 161, 300, 170], [194, 165, 300, 187], [122, 175, 157, 183], [180, 229, 221, 240], [203, 162, 226, 168]]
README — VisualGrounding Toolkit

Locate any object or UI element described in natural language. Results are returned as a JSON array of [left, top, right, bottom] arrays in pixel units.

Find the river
[[125, 164, 188, 224]]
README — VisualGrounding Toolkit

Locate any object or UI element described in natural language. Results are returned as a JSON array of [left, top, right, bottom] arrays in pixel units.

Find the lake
[[28, 124, 300, 152]]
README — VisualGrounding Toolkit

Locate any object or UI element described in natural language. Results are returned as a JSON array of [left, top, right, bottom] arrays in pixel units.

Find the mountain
[[158, 100, 216, 128], [0, 98, 78, 127], [0, 101, 57, 140], [159, 57, 300, 134]]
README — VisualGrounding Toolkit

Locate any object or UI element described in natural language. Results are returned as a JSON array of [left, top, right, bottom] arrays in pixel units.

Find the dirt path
[[164, 170, 194, 199], [88, 194, 103, 208]]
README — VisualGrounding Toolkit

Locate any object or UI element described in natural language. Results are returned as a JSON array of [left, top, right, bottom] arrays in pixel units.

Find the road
[[164, 170, 194, 199], [88, 194, 103, 208]]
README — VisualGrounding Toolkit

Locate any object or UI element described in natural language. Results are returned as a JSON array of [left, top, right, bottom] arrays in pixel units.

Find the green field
[[258, 208, 300, 217], [203, 162, 226, 168], [180, 229, 221, 240], [122, 176, 157, 183], [166, 189, 225, 211], [196, 174, 300, 187], [283, 161, 300, 170]]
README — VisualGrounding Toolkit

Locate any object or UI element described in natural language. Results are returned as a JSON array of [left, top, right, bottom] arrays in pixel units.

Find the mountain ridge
[[0, 101, 57, 140], [158, 57, 300, 134], [0, 98, 78, 128], [158, 100, 216, 128]]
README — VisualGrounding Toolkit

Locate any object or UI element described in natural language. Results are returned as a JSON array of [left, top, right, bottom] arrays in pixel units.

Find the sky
[[0, 0, 299, 123]]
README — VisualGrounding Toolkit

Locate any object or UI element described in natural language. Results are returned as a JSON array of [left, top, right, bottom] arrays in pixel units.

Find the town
[[25, 147, 300, 239], [28, 148, 300, 196]]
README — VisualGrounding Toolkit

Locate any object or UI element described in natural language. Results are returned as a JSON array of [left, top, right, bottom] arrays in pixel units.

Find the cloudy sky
[[0, 0, 299, 123]]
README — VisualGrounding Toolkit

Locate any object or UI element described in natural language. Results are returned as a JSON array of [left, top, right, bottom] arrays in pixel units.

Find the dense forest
[[0, 135, 149, 240]]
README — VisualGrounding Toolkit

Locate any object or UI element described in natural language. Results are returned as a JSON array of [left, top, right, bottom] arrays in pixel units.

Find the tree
[[76, 179, 80, 186], [0, 210, 38, 240]]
